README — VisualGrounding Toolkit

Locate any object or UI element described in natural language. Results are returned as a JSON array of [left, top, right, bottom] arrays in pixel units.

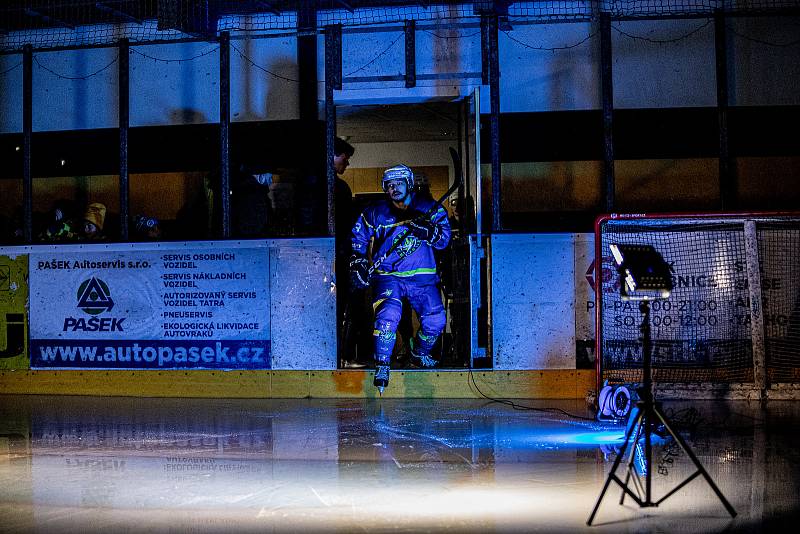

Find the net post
[[744, 220, 768, 398], [593, 214, 611, 402], [219, 30, 231, 239]]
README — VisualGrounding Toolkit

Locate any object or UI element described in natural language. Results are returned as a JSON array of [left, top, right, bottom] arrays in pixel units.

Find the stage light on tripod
[[609, 244, 673, 300], [588, 243, 736, 525]]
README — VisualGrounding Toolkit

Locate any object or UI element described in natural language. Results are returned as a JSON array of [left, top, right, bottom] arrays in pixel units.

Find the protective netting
[[598, 216, 800, 386], [757, 222, 800, 382], [511, 0, 800, 19], [1, 1, 799, 52]]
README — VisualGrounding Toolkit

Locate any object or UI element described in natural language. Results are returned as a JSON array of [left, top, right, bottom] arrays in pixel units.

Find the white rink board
[[269, 240, 337, 370], [491, 234, 576, 370]]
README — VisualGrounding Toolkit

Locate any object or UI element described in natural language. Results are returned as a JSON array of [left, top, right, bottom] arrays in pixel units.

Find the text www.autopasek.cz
[[37, 341, 267, 367]]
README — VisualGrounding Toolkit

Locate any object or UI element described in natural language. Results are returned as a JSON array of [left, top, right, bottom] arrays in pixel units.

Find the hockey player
[[349, 164, 451, 393]]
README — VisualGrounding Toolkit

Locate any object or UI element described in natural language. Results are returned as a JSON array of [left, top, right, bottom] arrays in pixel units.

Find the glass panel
[[0, 179, 22, 244], [615, 158, 719, 212], [130, 172, 212, 241], [33, 175, 119, 242], [736, 157, 800, 211]]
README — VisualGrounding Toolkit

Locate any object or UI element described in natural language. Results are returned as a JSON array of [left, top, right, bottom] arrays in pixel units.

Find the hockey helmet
[[382, 164, 414, 192]]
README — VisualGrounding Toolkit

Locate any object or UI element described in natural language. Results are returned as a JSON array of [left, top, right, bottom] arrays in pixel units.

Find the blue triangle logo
[[77, 277, 115, 315]]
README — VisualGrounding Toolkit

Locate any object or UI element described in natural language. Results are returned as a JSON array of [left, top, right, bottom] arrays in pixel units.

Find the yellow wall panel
[[0, 369, 595, 399], [0, 254, 28, 370]]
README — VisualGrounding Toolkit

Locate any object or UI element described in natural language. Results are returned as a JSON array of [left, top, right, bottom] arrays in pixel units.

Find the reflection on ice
[[0, 396, 797, 533]]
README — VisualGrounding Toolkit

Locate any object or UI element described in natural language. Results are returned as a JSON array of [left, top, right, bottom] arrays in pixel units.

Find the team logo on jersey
[[76, 277, 115, 315], [392, 233, 421, 259]]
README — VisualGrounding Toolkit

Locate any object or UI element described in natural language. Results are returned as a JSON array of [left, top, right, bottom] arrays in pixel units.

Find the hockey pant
[[371, 277, 446, 366]]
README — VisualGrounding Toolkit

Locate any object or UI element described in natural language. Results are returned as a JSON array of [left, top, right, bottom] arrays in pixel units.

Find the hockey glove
[[349, 254, 371, 290], [406, 217, 440, 244]]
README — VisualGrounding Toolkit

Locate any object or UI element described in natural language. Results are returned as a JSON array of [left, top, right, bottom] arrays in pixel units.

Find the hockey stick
[[367, 147, 463, 276]]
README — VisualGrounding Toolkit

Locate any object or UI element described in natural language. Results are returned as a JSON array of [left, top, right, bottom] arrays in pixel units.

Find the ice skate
[[409, 338, 438, 368], [373, 364, 390, 395]]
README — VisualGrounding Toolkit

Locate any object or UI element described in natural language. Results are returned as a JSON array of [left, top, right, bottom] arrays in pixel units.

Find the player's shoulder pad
[[411, 196, 443, 216], [362, 200, 389, 221]]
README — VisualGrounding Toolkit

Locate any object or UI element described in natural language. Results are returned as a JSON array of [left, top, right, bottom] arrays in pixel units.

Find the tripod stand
[[587, 300, 737, 525]]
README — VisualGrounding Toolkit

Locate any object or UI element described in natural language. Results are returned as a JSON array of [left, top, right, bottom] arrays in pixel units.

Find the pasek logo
[[77, 277, 115, 314], [62, 277, 124, 332]]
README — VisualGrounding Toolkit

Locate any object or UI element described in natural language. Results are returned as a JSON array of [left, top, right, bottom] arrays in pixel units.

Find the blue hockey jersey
[[351, 194, 451, 281]]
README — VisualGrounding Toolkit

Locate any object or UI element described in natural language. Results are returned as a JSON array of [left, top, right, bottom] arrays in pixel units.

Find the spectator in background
[[175, 175, 214, 240], [0, 212, 22, 244], [334, 137, 371, 368], [333, 137, 355, 253], [231, 162, 273, 237], [79, 202, 106, 241], [38, 199, 78, 242], [11, 208, 24, 243], [413, 171, 433, 201], [134, 214, 162, 241]]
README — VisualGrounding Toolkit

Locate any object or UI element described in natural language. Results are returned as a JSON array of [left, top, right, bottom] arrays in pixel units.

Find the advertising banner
[[29, 244, 270, 370]]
